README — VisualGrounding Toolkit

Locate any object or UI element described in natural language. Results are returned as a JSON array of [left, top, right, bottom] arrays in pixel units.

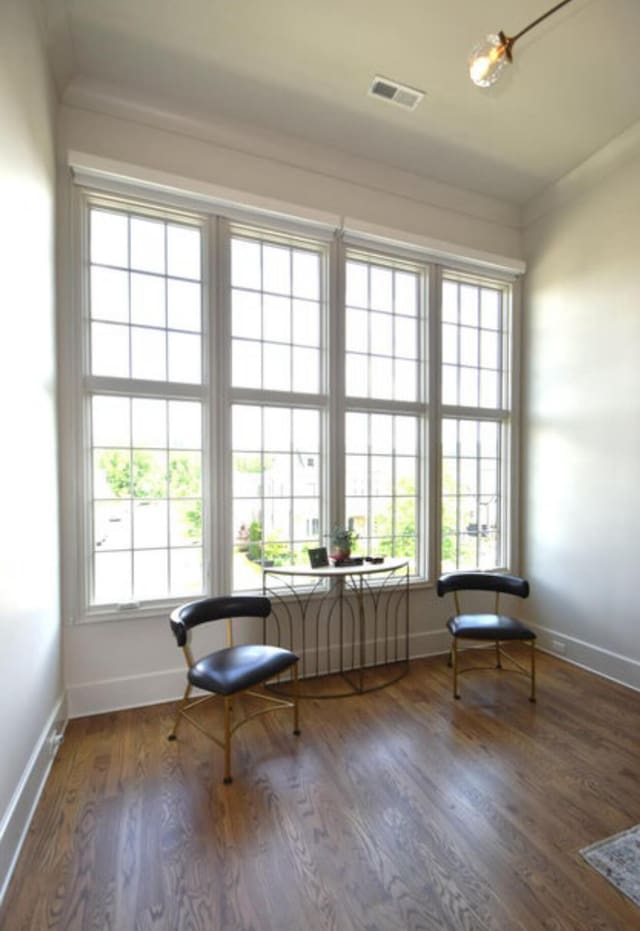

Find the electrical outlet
[[48, 732, 64, 755], [551, 639, 567, 656]]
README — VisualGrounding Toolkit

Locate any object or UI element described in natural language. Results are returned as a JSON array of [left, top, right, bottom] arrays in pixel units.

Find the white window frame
[[340, 240, 430, 576], [59, 179, 520, 624], [438, 269, 516, 572], [225, 221, 331, 593], [65, 190, 210, 621]]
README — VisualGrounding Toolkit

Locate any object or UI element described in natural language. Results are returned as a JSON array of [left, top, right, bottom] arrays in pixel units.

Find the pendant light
[[469, 0, 576, 88]]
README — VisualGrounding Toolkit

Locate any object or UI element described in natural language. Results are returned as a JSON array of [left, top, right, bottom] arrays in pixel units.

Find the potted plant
[[328, 526, 358, 560]]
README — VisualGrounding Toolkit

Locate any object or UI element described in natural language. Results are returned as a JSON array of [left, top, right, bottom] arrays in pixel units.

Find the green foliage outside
[[234, 454, 273, 473], [441, 461, 458, 566], [98, 450, 202, 539], [246, 518, 291, 566], [98, 452, 489, 570], [375, 478, 417, 560]]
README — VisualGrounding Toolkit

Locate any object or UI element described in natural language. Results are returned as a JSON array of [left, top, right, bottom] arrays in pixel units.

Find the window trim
[[60, 177, 520, 624], [439, 270, 515, 572], [341, 241, 430, 576], [226, 219, 331, 594]]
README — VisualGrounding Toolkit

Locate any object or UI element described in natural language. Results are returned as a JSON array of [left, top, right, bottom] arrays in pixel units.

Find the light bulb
[[468, 34, 511, 87]]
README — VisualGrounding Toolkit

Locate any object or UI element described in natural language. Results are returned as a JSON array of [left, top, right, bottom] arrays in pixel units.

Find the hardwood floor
[[2, 650, 640, 931]]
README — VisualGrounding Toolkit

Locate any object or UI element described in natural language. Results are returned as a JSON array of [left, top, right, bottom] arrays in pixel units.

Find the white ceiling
[[45, 0, 640, 206]]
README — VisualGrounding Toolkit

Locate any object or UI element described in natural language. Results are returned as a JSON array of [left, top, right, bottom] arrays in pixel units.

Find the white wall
[[522, 122, 640, 689], [58, 94, 526, 717], [0, 0, 63, 897]]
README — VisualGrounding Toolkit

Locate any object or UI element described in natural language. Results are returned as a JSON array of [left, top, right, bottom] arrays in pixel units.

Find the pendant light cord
[[512, 0, 575, 43]]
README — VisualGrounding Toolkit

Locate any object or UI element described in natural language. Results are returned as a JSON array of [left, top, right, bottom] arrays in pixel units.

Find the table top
[[263, 557, 409, 578]]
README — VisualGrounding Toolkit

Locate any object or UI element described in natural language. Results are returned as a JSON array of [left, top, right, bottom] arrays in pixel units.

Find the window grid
[[441, 418, 502, 572], [85, 201, 206, 609], [231, 234, 322, 395], [345, 412, 419, 569], [231, 403, 323, 592], [343, 251, 426, 575], [441, 272, 510, 572], [441, 278, 505, 410], [90, 395, 204, 606], [72, 192, 517, 619], [345, 257, 420, 403], [89, 208, 203, 386]]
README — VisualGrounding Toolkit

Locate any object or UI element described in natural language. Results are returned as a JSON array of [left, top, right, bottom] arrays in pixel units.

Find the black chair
[[436, 573, 536, 702], [168, 595, 300, 783]]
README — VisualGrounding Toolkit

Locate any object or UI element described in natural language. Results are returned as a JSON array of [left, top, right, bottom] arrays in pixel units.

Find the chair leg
[[495, 640, 502, 669], [529, 640, 536, 703], [452, 637, 460, 700], [223, 696, 233, 784], [292, 663, 301, 736], [168, 681, 192, 740]]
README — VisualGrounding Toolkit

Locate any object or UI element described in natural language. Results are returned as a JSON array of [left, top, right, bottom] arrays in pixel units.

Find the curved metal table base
[[263, 558, 410, 699]]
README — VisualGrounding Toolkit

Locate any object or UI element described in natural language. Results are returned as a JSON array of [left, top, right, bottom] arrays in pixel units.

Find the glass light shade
[[468, 34, 511, 87]]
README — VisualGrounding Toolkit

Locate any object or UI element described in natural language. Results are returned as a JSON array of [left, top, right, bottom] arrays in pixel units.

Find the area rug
[[580, 825, 640, 908]]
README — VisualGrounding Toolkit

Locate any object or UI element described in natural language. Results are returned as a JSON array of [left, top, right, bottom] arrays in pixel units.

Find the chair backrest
[[437, 572, 529, 600], [170, 595, 271, 647]]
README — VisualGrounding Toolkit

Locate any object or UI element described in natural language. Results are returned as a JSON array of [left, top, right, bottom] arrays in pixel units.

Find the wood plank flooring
[[2, 650, 640, 931]]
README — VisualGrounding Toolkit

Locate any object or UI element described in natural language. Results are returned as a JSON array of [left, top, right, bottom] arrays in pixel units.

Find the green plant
[[247, 519, 263, 562], [328, 526, 358, 553]]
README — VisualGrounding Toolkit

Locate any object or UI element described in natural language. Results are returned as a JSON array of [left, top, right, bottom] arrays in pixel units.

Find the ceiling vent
[[369, 76, 425, 111]]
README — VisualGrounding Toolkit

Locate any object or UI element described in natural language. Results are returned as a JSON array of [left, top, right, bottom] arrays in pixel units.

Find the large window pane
[[345, 412, 419, 570], [89, 206, 202, 385], [90, 394, 203, 606], [345, 257, 422, 403], [231, 235, 323, 393], [232, 404, 322, 591], [442, 417, 502, 572], [440, 276, 506, 410]]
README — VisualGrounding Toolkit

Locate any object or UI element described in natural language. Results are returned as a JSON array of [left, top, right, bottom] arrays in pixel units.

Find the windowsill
[[72, 574, 439, 624]]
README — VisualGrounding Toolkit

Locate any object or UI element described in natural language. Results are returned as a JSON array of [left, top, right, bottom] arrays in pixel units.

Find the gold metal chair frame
[[450, 638, 536, 702], [448, 590, 536, 703], [168, 616, 300, 784]]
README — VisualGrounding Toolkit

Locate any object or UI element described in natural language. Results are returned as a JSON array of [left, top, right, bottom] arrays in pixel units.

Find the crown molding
[[523, 116, 640, 228], [62, 77, 522, 233]]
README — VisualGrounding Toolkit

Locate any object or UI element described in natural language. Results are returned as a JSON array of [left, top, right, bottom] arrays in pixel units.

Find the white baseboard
[[67, 668, 187, 718], [67, 629, 452, 718], [529, 622, 640, 692], [417, 622, 640, 693], [0, 694, 67, 908], [66, 625, 640, 720], [410, 628, 451, 659]]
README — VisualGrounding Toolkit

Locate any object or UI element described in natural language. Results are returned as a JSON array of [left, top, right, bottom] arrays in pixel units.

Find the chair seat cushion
[[447, 614, 536, 641], [188, 644, 298, 695]]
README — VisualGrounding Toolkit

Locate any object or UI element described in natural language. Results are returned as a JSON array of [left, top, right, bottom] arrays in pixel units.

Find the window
[[345, 412, 420, 566], [345, 257, 420, 402], [69, 188, 517, 620], [231, 404, 322, 591], [440, 275, 511, 571], [231, 234, 322, 393], [344, 254, 425, 571], [85, 202, 205, 609], [230, 231, 326, 591], [91, 395, 203, 603]]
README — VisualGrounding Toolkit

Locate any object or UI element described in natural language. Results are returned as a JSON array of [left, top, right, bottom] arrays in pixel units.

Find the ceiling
[[45, 0, 640, 206]]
